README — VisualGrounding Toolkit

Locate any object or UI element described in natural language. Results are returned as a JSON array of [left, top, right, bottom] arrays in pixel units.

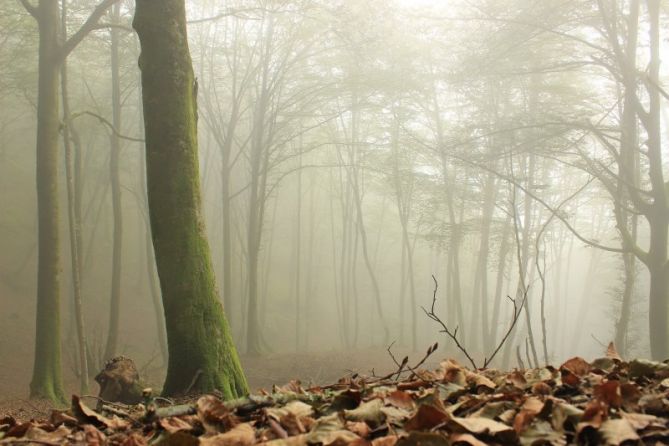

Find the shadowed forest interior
[[1, 0, 668, 405]]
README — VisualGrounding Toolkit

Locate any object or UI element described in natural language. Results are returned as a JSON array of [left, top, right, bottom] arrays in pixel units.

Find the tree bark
[[60, 0, 88, 394], [104, 2, 123, 361], [133, 0, 248, 397], [30, 0, 66, 404]]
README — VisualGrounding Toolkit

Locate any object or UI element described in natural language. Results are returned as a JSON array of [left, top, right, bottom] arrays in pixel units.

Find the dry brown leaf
[[346, 421, 371, 438], [49, 410, 77, 427], [159, 416, 194, 434], [397, 431, 449, 446], [440, 360, 466, 387], [464, 370, 496, 392], [344, 399, 386, 426], [371, 435, 398, 446], [593, 380, 622, 408], [155, 431, 200, 446], [83, 424, 107, 446], [384, 390, 415, 411], [560, 357, 591, 377], [505, 370, 527, 389], [620, 411, 663, 430], [200, 423, 256, 446], [197, 395, 239, 433], [531, 381, 552, 395], [266, 401, 314, 421], [599, 419, 639, 445], [258, 434, 308, 446], [449, 415, 516, 442], [121, 432, 149, 446], [404, 403, 449, 431], [449, 433, 488, 446], [71, 395, 130, 430]]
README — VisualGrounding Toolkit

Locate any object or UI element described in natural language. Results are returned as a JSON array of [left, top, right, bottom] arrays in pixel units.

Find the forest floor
[[1, 346, 669, 444], [0, 347, 436, 421]]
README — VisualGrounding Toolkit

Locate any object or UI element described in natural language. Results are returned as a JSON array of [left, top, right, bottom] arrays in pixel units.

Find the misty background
[[1, 0, 667, 396]]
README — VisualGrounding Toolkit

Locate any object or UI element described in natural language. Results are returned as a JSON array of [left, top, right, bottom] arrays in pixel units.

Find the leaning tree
[[133, 0, 248, 397]]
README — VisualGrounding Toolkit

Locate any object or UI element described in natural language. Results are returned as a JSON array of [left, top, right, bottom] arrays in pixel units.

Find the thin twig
[[423, 276, 527, 370], [64, 111, 145, 143], [483, 291, 527, 368], [422, 275, 478, 370]]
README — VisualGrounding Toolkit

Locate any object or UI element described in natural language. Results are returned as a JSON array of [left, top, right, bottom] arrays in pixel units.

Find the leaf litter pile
[[3, 346, 669, 445]]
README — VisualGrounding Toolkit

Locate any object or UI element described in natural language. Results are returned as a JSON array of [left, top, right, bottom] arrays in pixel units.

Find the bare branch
[[423, 276, 527, 370], [422, 276, 478, 369], [187, 8, 265, 24], [483, 292, 526, 368], [59, 0, 120, 62], [18, 0, 38, 19], [65, 111, 145, 143]]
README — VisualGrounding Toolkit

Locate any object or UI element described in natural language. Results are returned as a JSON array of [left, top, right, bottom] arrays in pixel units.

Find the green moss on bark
[[30, 0, 66, 405], [133, 0, 248, 398]]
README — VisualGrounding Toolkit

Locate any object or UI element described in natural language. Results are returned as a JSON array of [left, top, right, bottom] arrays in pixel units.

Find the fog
[[1, 0, 668, 399]]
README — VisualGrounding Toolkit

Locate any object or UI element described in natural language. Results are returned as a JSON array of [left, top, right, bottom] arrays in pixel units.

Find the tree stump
[[95, 356, 143, 404]]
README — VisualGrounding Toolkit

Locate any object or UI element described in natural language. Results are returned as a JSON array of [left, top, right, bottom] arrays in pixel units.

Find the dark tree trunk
[[30, 0, 66, 404], [133, 0, 248, 397], [104, 2, 123, 361]]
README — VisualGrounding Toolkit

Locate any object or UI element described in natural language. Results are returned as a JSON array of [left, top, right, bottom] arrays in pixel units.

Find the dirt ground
[[0, 347, 439, 422]]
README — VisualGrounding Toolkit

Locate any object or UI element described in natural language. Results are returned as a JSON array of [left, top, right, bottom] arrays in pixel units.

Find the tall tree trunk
[[104, 2, 123, 361], [488, 214, 511, 353], [612, 0, 639, 358], [30, 0, 66, 404], [137, 95, 168, 365], [60, 0, 88, 394], [133, 0, 248, 397], [470, 173, 495, 353], [644, 0, 668, 360], [293, 147, 303, 351]]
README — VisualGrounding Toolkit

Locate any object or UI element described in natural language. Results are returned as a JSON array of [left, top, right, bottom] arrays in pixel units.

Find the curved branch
[[65, 111, 145, 143], [18, 0, 38, 20], [59, 0, 121, 62]]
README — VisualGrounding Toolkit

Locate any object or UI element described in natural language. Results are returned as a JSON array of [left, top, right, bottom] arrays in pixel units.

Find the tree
[[133, 0, 248, 397], [20, 0, 120, 403]]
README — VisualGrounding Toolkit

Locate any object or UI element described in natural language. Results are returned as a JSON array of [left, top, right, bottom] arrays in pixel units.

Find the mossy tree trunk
[[30, 0, 65, 404], [133, 0, 248, 398], [20, 0, 119, 403]]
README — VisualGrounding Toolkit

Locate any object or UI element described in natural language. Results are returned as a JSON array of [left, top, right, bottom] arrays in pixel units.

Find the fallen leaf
[[599, 419, 639, 445], [384, 390, 415, 411], [267, 401, 314, 421], [560, 357, 591, 377], [197, 395, 239, 433], [620, 411, 663, 430], [200, 423, 256, 446], [71, 395, 129, 430], [448, 416, 516, 443], [404, 403, 449, 431], [344, 399, 385, 426], [155, 431, 199, 446], [346, 421, 371, 438], [397, 431, 449, 446], [371, 435, 398, 446], [593, 381, 622, 408], [629, 359, 669, 378], [450, 432, 487, 446], [464, 370, 496, 392], [518, 420, 566, 446], [159, 416, 194, 434], [121, 432, 149, 446]]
